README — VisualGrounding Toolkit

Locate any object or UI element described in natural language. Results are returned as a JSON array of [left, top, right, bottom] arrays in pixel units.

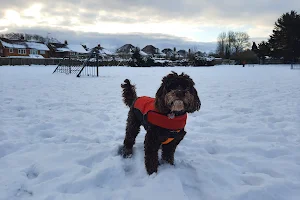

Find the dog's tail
[[121, 79, 137, 107]]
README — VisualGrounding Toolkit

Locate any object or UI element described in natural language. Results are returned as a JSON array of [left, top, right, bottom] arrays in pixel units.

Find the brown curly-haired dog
[[119, 71, 201, 175]]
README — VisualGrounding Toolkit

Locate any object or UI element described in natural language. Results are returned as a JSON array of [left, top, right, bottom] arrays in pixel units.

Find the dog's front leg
[[162, 131, 186, 165], [144, 130, 161, 175]]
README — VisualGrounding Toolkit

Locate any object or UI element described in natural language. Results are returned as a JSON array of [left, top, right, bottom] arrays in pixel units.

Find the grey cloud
[[2, 0, 299, 26], [0, 0, 32, 10], [0, 0, 295, 49], [96, 15, 140, 24]]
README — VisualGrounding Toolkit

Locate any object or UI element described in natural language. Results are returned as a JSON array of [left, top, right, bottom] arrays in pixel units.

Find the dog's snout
[[175, 90, 185, 97]]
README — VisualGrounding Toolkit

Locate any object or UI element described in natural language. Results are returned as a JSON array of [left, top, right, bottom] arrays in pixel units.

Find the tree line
[[0, 33, 47, 43], [252, 10, 300, 64], [215, 10, 300, 64]]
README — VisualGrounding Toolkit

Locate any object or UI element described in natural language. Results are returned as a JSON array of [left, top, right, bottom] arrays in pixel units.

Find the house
[[162, 48, 173, 58], [68, 44, 89, 56], [47, 42, 69, 58], [0, 38, 50, 58], [141, 45, 160, 56], [116, 44, 135, 54], [83, 44, 114, 56], [116, 44, 136, 59], [177, 50, 187, 58], [47, 42, 87, 58]]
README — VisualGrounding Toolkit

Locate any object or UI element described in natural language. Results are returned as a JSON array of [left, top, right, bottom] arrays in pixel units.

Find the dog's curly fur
[[119, 71, 201, 175]]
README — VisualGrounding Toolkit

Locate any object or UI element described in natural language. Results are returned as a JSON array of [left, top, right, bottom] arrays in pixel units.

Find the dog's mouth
[[169, 99, 185, 112], [167, 100, 186, 119]]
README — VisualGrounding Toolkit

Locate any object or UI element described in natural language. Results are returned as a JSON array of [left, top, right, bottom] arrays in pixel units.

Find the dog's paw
[[118, 145, 133, 158]]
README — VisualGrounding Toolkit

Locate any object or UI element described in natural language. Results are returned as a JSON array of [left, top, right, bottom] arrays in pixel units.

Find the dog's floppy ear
[[155, 73, 176, 113], [155, 83, 169, 113], [187, 86, 201, 113]]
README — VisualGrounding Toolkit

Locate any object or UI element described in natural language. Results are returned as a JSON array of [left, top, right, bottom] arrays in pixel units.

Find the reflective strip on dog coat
[[133, 96, 187, 144]]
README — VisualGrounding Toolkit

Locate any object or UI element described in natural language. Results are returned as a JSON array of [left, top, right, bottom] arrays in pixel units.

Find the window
[[9, 48, 14, 53], [18, 49, 26, 55], [39, 50, 45, 54], [0, 49, 3, 53], [30, 49, 38, 54]]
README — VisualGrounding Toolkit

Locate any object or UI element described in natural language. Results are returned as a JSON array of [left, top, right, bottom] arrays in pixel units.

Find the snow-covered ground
[[0, 65, 299, 200]]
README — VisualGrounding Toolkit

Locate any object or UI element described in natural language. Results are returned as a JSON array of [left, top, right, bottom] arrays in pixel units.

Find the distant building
[[47, 42, 87, 58], [141, 45, 159, 56], [162, 48, 173, 58], [0, 38, 50, 58], [116, 44, 135, 54], [116, 44, 136, 59], [177, 50, 187, 58]]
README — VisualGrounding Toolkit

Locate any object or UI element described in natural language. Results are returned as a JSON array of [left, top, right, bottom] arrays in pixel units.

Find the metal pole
[[96, 52, 99, 77], [69, 55, 71, 74]]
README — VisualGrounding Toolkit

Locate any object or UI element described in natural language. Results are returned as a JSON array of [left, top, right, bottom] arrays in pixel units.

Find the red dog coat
[[133, 96, 187, 144]]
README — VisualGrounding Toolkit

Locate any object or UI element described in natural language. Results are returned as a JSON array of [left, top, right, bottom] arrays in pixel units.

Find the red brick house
[[0, 38, 50, 58]]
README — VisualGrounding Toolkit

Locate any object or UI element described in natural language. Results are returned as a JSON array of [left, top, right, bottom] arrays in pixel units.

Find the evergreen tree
[[128, 47, 145, 67], [252, 41, 271, 64], [269, 10, 300, 62], [258, 41, 271, 64], [251, 42, 258, 53]]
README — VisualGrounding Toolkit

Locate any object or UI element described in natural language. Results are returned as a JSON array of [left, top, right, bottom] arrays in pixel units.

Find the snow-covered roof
[[67, 45, 87, 53], [0, 39, 49, 51], [26, 42, 49, 51], [116, 44, 135, 53], [56, 48, 70, 52], [140, 51, 148, 56], [99, 48, 113, 55], [0, 40, 25, 48]]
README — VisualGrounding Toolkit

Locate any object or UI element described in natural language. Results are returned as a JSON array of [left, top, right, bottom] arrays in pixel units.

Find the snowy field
[[0, 65, 300, 200]]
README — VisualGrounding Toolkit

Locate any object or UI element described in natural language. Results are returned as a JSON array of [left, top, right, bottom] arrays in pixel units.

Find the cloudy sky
[[0, 0, 299, 52]]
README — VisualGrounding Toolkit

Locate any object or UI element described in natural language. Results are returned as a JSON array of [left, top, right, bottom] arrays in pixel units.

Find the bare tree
[[216, 32, 226, 58], [216, 31, 250, 58], [233, 32, 250, 54], [227, 31, 236, 57]]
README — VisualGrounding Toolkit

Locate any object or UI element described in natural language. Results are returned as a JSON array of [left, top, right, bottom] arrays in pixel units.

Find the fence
[[0, 57, 63, 66], [0, 57, 129, 66]]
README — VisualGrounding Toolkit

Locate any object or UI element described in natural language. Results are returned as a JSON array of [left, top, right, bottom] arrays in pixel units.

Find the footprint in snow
[[23, 164, 39, 179], [15, 185, 33, 197], [204, 142, 221, 155], [175, 161, 204, 200]]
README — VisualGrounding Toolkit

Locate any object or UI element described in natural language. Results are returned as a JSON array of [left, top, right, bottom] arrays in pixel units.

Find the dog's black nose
[[175, 90, 185, 97]]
